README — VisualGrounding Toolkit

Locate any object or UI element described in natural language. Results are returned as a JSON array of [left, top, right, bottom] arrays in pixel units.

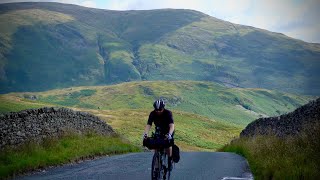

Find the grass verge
[[220, 122, 320, 179], [0, 132, 141, 179]]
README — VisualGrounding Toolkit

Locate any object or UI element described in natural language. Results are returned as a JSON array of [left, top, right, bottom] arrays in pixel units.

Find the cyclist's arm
[[168, 111, 174, 135], [169, 123, 174, 135], [144, 124, 152, 135], [145, 112, 153, 135]]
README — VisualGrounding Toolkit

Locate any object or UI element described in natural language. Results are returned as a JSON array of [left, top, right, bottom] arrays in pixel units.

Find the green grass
[[0, 81, 313, 150], [0, 132, 141, 179], [84, 108, 242, 151], [37, 89, 98, 108], [27, 81, 312, 125], [0, 95, 49, 113], [0, 85, 243, 151], [220, 122, 320, 179]]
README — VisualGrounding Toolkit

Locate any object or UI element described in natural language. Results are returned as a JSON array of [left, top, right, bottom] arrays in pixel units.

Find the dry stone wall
[[0, 107, 115, 149], [240, 98, 320, 138]]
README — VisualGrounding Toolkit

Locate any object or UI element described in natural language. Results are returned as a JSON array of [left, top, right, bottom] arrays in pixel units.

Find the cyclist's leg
[[166, 132, 174, 157], [166, 135, 174, 171], [154, 150, 159, 168], [162, 152, 167, 179], [165, 147, 172, 157], [165, 147, 173, 172]]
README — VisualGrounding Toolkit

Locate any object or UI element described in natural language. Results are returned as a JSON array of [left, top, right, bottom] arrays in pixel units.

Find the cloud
[[80, 0, 96, 8], [104, 0, 320, 42], [242, 0, 320, 43], [285, 25, 320, 43]]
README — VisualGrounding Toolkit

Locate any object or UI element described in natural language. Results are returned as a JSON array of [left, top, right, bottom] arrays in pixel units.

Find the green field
[[78, 108, 242, 151], [0, 81, 313, 150], [14, 81, 312, 125]]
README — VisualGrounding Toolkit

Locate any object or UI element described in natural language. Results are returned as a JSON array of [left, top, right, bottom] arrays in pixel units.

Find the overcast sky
[[1, 0, 319, 43]]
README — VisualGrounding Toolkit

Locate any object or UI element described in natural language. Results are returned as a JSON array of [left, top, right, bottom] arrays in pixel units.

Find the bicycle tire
[[160, 151, 168, 180], [151, 152, 160, 180], [167, 156, 171, 180]]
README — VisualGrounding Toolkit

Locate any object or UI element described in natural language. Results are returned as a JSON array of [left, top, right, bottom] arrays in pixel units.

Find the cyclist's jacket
[[147, 109, 174, 134]]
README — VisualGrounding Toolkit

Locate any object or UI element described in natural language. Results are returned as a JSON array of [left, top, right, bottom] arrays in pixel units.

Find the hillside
[[1, 81, 314, 151], [0, 2, 319, 95], [1, 81, 312, 126], [0, 92, 242, 151]]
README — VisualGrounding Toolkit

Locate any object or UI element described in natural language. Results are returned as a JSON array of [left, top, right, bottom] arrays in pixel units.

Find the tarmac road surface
[[19, 152, 253, 180]]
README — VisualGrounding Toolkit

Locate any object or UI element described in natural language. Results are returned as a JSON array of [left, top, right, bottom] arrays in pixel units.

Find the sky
[[1, 0, 319, 43]]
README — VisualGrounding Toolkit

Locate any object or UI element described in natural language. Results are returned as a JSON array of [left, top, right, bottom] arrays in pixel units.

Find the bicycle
[[144, 129, 173, 180], [151, 145, 171, 180]]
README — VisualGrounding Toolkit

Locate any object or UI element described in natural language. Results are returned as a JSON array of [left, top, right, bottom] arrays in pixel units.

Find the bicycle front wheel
[[151, 153, 160, 180]]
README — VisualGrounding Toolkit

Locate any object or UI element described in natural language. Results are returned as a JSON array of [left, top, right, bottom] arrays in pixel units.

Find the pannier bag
[[143, 137, 171, 149], [172, 144, 180, 163]]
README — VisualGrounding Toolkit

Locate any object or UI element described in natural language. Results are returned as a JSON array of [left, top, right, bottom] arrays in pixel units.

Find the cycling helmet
[[153, 99, 165, 110]]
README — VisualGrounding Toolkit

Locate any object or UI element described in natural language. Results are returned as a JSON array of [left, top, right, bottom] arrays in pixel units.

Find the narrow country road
[[18, 152, 253, 180]]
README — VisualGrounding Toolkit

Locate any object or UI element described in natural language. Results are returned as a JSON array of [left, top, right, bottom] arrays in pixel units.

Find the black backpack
[[172, 144, 180, 163]]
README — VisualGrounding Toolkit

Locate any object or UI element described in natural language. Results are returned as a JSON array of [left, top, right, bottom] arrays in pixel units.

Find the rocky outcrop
[[0, 107, 115, 149], [240, 98, 320, 138]]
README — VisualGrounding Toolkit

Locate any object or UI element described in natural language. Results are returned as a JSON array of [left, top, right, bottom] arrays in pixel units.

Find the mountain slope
[[0, 2, 319, 94]]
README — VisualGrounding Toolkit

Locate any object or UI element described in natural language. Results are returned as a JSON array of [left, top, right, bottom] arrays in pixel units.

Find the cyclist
[[143, 99, 175, 171]]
